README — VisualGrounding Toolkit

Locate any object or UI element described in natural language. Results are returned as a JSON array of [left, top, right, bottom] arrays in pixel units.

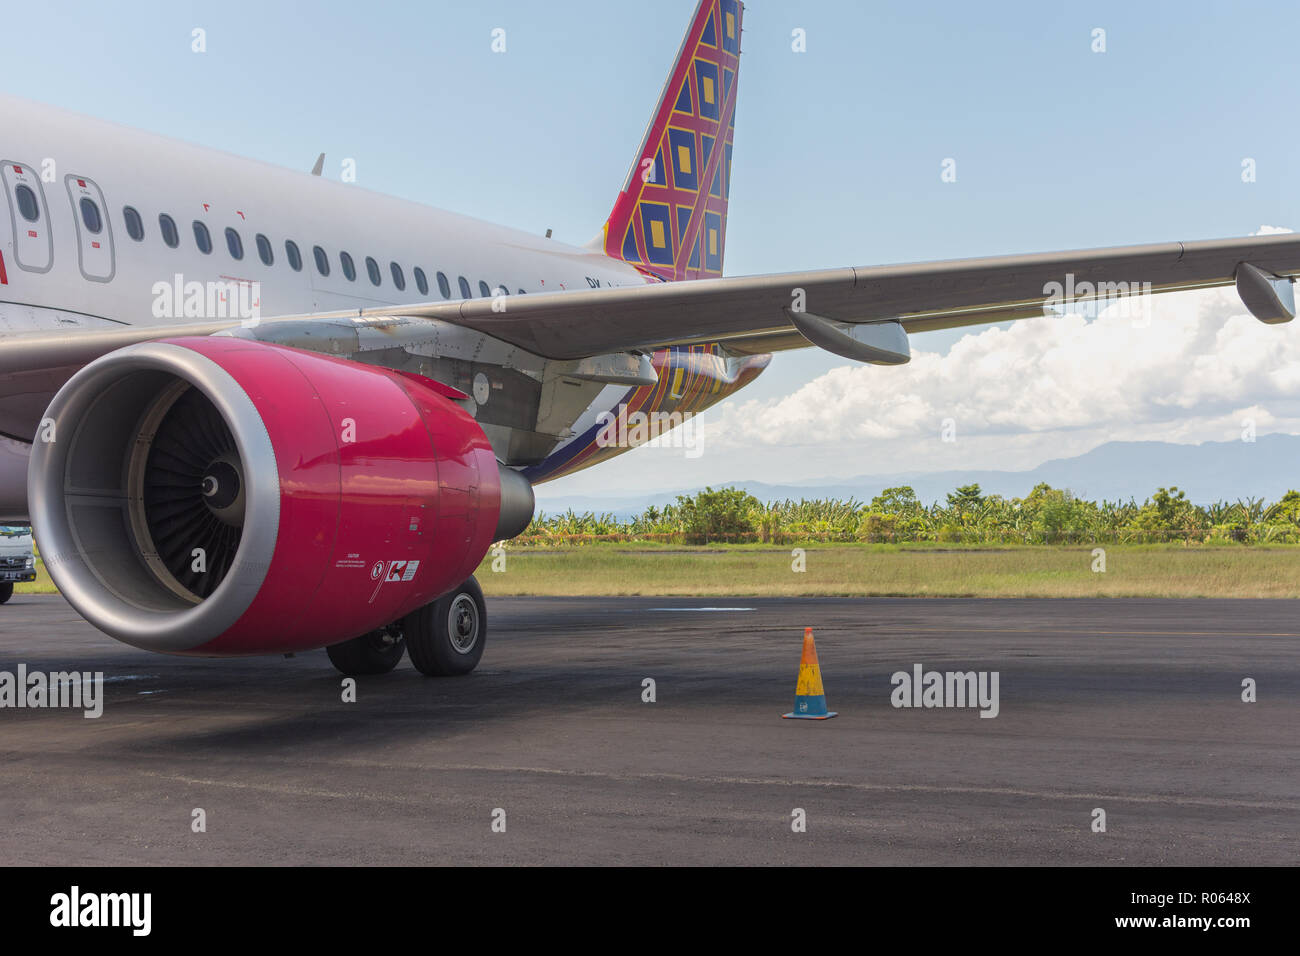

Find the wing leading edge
[[403, 233, 1300, 359]]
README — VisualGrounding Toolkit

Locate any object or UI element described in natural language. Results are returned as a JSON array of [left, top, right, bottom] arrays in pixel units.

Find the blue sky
[[8, 0, 1300, 493]]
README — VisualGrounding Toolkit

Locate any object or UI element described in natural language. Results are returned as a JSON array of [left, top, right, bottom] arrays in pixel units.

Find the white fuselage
[[0, 93, 687, 519], [0, 95, 647, 330]]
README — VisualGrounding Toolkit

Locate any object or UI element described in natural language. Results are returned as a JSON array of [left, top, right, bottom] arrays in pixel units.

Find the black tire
[[0, 582, 12, 605], [404, 576, 486, 676], [325, 628, 406, 675]]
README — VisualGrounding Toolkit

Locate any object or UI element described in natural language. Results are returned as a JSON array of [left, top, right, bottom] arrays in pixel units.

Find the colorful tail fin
[[599, 0, 743, 282]]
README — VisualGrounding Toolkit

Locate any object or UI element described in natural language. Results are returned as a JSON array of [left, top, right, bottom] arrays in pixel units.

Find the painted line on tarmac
[[646, 607, 755, 612], [139, 766, 1298, 812]]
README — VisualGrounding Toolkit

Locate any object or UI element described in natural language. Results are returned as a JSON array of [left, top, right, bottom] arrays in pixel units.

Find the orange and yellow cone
[[782, 627, 837, 719]]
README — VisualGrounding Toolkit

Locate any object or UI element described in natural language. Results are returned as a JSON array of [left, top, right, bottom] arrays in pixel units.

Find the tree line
[[520, 484, 1300, 545]]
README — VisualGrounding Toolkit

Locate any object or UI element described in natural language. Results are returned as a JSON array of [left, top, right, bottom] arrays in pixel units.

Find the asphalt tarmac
[[0, 594, 1295, 865]]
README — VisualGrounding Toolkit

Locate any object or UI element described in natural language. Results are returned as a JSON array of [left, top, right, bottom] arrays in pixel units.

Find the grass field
[[474, 543, 1300, 599], [15, 545, 1299, 600]]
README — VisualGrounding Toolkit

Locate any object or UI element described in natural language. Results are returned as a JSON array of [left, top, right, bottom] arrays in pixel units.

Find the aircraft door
[[64, 174, 115, 282], [0, 161, 54, 273]]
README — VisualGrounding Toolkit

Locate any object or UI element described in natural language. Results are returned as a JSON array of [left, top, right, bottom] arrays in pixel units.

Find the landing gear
[[322, 577, 487, 677], [325, 625, 406, 675], [404, 576, 486, 677], [0, 582, 12, 605]]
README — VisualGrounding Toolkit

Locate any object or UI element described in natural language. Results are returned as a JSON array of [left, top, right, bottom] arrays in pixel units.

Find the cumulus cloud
[[703, 286, 1300, 463]]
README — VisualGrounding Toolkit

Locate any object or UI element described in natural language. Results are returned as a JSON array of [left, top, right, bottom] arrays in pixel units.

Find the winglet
[[311, 153, 325, 177]]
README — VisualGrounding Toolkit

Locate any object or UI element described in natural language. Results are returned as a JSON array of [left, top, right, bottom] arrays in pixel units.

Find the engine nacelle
[[28, 337, 523, 656]]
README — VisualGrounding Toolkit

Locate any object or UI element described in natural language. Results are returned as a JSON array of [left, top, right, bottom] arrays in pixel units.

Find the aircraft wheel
[[404, 576, 486, 676], [326, 626, 406, 675]]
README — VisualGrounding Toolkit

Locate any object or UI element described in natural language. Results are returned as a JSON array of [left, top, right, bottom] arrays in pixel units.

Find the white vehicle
[[0, 525, 37, 603]]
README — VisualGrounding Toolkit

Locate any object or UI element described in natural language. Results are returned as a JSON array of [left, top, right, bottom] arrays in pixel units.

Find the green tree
[[946, 483, 985, 514], [675, 486, 760, 542], [1028, 487, 1080, 543], [871, 486, 921, 515], [1128, 486, 1206, 541]]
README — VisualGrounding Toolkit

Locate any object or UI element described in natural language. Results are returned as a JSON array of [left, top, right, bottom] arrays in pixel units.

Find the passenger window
[[256, 233, 273, 266], [313, 245, 330, 276], [285, 240, 302, 271], [366, 257, 381, 286], [340, 251, 356, 281], [14, 184, 39, 222], [193, 221, 212, 254], [225, 227, 243, 260], [414, 267, 428, 296], [437, 272, 451, 298], [458, 276, 471, 299], [80, 197, 103, 235], [122, 206, 144, 241], [159, 214, 179, 248], [391, 262, 406, 291]]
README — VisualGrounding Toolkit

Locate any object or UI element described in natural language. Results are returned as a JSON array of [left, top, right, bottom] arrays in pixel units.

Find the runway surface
[[0, 593, 1296, 865]]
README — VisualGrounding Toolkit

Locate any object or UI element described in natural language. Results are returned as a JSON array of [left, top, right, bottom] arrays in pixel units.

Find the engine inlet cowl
[[29, 337, 502, 656]]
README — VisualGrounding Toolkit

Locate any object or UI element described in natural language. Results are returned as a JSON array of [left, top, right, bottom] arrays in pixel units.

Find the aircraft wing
[[3, 234, 1298, 386], [404, 233, 1300, 360]]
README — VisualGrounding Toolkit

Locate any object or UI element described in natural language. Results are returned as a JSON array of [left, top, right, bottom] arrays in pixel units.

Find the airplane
[[2, 0, 1298, 678]]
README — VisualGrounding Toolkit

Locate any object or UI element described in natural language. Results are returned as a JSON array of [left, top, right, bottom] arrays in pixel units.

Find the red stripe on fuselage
[[0, 249, 8, 284]]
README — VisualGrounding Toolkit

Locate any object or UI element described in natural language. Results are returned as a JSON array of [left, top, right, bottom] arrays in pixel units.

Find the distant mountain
[[533, 434, 1300, 518]]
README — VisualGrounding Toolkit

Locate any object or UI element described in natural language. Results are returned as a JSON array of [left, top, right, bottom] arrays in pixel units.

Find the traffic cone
[[782, 627, 837, 719]]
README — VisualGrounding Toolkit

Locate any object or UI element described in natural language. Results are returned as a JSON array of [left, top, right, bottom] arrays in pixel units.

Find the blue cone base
[[783, 693, 836, 719]]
